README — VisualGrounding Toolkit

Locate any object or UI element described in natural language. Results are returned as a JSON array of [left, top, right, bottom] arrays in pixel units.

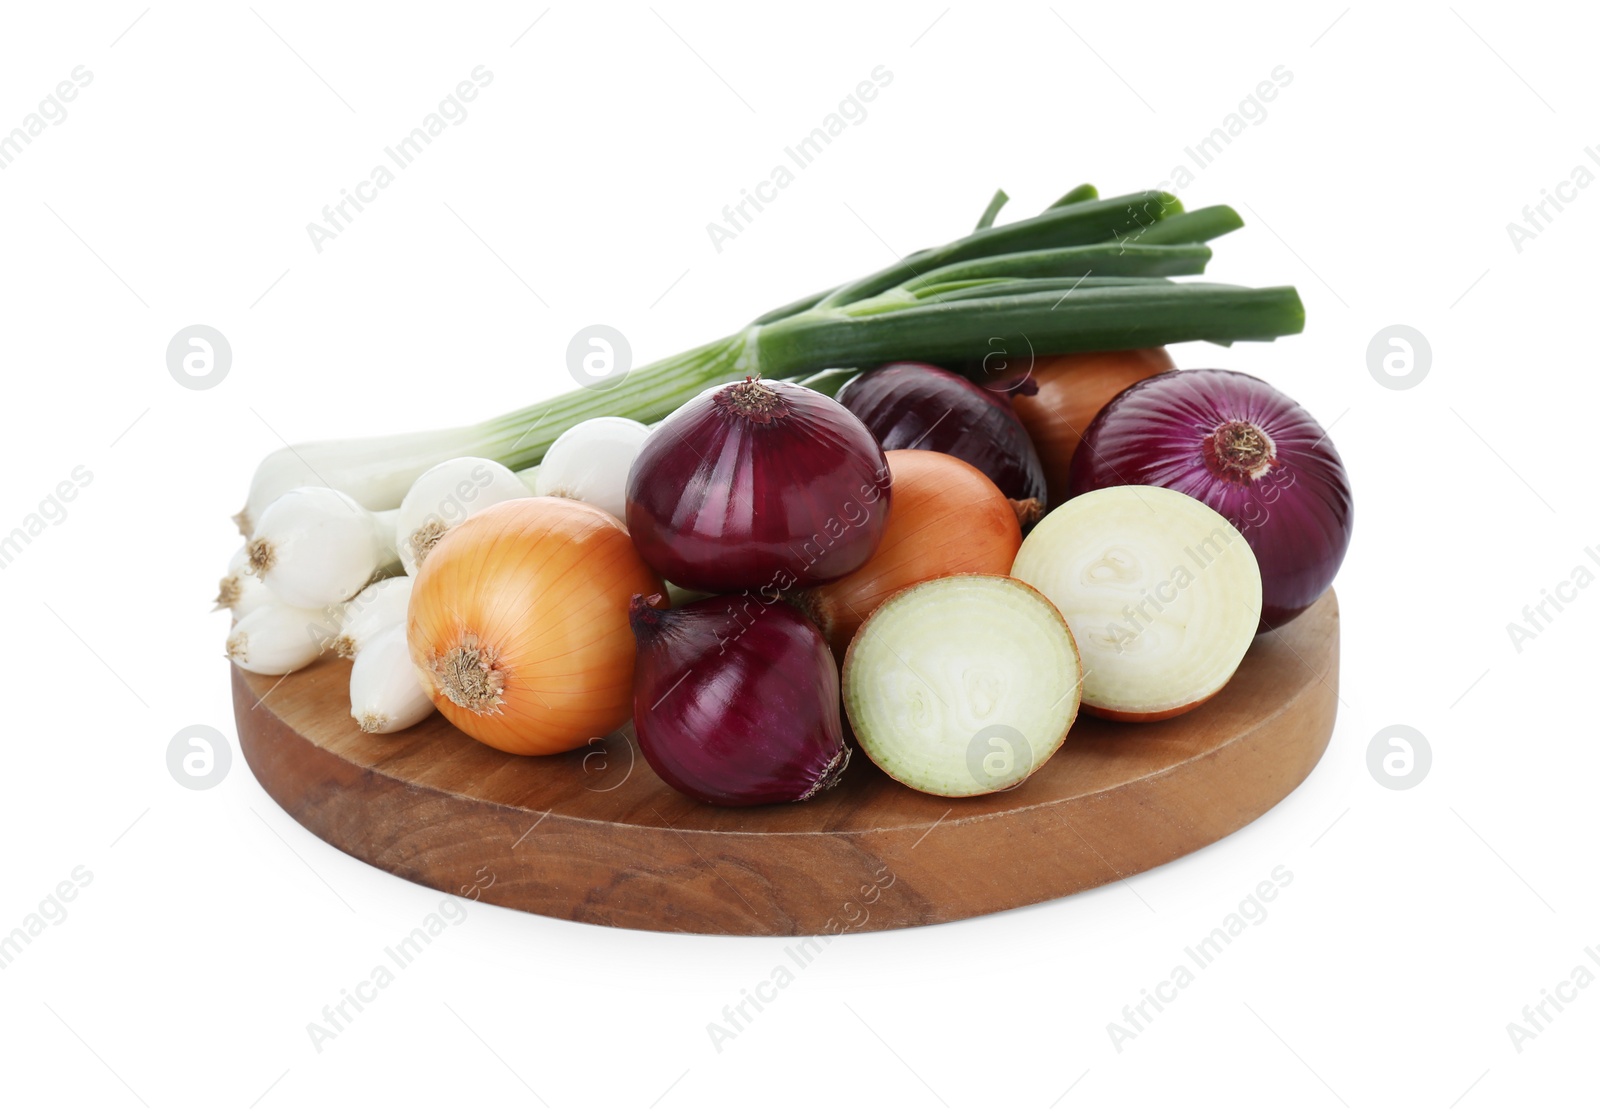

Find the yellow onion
[[792, 449, 1022, 661], [1008, 348, 1174, 506], [407, 498, 663, 755]]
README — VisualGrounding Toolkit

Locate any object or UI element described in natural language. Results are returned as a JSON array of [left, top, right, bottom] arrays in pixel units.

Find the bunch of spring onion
[[230, 186, 1303, 534], [220, 184, 1305, 732]]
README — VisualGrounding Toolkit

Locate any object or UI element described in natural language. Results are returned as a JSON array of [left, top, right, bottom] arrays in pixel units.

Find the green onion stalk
[[235, 186, 1304, 534]]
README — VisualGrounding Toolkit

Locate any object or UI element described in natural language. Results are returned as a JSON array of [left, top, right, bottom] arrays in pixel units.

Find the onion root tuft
[[407, 520, 449, 569], [429, 636, 506, 714], [247, 538, 275, 575]]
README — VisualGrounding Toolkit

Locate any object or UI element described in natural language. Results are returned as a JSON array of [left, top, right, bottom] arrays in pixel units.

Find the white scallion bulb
[[332, 576, 412, 658], [248, 487, 398, 609], [349, 625, 434, 733], [395, 457, 532, 574], [216, 546, 277, 618], [226, 601, 344, 675], [534, 417, 651, 522]]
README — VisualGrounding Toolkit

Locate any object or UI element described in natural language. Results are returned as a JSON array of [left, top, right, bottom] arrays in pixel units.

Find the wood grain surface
[[234, 590, 1340, 935]]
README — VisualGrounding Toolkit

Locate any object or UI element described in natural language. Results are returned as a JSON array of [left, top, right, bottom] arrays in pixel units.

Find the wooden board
[[234, 591, 1339, 935]]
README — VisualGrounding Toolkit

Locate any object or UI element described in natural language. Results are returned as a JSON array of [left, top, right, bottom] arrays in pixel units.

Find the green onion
[[235, 185, 1305, 533], [791, 367, 862, 398], [1129, 204, 1244, 245], [813, 190, 1183, 309], [1048, 183, 1099, 208], [973, 189, 1011, 231], [758, 284, 1305, 373], [898, 242, 1215, 292], [910, 276, 1179, 304]]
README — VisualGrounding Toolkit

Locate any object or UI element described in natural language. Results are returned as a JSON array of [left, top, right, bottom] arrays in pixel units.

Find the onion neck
[[1204, 420, 1278, 483], [801, 743, 851, 800], [1009, 497, 1043, 528], [781, 588, 829, 637], [628, 594, 672, 643], [989, 368, 1039, 400]]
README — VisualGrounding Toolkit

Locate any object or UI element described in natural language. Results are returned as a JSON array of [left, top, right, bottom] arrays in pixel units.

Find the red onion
[[1068, 368, 1352, 629], [836, 362, 1047, 524], [629, 594, 850, 807], [626, 379, 891, 593]]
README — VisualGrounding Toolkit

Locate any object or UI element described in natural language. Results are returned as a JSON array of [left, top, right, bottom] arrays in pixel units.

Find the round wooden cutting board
[[234, 591, 1339, 936]]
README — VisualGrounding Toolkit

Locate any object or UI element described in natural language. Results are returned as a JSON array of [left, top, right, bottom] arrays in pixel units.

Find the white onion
[[1011, 485, 1261, 720], [841, 574, 1081, 797], [332, 576, 412, 658], [226, 601, 343, 675], [534, 416, 651, 521], [349, 626, 434, 733], [395, 457, 532, 574], [248, 487, 398, 608]]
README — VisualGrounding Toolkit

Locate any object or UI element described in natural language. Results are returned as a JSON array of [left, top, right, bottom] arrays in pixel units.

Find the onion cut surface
[[1011, 485, 1261, 721], [842, 575, 1081, 797]]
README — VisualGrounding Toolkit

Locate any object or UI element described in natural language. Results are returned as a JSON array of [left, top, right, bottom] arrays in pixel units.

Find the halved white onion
[[842, 574, 1081, 797], [1011, 485, 1261, 720]]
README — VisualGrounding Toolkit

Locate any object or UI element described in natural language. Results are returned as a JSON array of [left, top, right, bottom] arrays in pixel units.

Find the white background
[[1, 1, 1593, 1112]]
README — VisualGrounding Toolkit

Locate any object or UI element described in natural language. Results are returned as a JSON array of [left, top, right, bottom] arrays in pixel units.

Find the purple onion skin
[[629, 594, 850, 807], [626, 379, 891, 594], [837, 362, 1047, 521], [1069, 369, 1353, 630]]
